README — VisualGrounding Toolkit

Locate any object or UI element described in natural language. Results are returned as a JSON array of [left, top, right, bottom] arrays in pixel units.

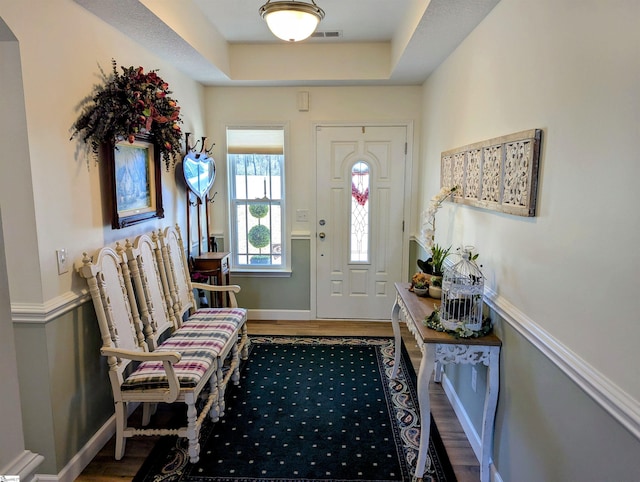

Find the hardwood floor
[[76, 320, 479, 481]]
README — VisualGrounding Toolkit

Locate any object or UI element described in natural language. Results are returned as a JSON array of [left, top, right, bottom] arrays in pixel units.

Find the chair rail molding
[[484, 287, 640, 441], [11, 290, 90, 323]]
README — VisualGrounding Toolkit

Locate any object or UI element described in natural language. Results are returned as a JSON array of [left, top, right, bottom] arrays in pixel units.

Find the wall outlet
[[56, 249, 69, 275], [471, 367, 478, 393]]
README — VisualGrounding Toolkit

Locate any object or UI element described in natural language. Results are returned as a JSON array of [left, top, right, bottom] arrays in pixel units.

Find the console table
[[390, 282, 501, 482]]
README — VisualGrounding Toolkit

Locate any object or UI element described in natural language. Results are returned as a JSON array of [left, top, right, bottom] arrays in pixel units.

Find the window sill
[[231, 269, 292, 278]]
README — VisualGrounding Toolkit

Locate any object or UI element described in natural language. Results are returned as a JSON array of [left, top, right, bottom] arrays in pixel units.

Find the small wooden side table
[[390, 282, 501, 482], [192, 252, 230, 307]]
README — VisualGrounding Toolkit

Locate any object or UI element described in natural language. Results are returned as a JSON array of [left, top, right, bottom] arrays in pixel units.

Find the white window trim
[[225, 123, 291, 274]]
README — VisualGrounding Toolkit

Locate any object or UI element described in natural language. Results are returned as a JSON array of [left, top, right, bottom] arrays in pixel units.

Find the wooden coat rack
[[184, 132, 217, 255]]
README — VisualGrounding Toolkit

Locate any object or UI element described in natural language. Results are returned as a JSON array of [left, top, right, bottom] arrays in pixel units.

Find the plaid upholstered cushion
[[183, 308, 247, 334], [122, 309, 246, 391]]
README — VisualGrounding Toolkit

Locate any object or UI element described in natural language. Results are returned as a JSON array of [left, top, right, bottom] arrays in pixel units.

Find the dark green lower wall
[[494, 318, 640, 481], [14, 301, 112, 474], [231, 238, 311, 311]]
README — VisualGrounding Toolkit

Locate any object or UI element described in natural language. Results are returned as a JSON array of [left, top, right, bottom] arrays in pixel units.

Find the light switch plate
[[296, 209, 309, 222], [56, 249, 69, 275]]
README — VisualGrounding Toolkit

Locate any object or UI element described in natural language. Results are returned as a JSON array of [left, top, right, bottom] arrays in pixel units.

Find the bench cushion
[[122, 308, 246, 390], [183, 308, 247, 334]]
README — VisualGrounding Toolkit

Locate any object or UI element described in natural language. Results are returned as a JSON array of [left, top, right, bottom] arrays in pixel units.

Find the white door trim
[[310, 121, 414, 320]]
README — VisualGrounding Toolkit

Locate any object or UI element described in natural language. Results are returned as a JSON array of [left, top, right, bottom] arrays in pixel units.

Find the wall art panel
[[440, 129, 542, 217]]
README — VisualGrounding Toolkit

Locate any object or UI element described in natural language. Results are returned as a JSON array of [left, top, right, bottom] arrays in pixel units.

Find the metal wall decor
[[441, 129, 542, 217]]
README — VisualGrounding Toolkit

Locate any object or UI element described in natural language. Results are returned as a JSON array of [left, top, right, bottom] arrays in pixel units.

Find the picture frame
[[104, 134, 164, 229]]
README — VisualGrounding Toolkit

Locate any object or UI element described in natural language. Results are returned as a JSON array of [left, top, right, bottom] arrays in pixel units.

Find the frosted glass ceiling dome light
[[259, 0, 325, 42]]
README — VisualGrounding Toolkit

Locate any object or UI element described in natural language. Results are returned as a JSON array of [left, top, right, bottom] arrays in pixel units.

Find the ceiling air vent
[[311, 30, 342, 39]]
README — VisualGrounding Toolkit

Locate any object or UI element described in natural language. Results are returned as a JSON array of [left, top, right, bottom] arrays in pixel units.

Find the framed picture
[[104, 134, 164, 229]]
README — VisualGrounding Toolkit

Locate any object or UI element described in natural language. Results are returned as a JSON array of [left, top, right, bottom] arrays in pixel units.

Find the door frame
[[310, 121, 415, 320]]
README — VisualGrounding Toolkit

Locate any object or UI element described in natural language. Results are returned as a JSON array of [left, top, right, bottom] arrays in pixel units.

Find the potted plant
[[247, 202, 271, 264], [428, 243, 451, 277], [424, 244, 448, 298], [428, 276, 442, 299], [411, 272, 430, 297]]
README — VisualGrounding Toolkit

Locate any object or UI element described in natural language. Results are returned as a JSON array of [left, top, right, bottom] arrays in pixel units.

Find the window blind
[[227, 128, 284, 155]]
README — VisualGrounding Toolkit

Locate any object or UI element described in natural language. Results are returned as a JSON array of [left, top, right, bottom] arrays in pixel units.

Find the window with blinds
[[227, 126, 286, 270]]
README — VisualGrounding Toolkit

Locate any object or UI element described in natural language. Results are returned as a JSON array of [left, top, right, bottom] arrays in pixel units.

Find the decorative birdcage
[[440, 247, 484, 332]]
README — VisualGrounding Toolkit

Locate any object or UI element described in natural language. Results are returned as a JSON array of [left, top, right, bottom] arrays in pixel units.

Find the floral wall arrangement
[[70, 59, 183, 170]]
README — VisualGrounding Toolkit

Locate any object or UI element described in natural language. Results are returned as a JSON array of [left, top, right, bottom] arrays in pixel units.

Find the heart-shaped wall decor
[[182, 151, 216, 202]]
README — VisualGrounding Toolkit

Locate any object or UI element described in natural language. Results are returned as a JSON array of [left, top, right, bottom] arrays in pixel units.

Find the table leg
[[414, 343, 436, 480], [434, 361, 443, 383], [390, 299, 402, 379], [215, 273, 223, 307], [480, 346, 500, 482]]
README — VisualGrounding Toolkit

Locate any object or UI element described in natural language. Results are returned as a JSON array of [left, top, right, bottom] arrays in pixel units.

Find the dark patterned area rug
[[133, 336, 456, 482]]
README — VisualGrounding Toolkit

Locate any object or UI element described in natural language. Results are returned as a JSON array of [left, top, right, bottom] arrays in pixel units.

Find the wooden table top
[[194, 251, 229, 261], [395, 282, 501, 346], [192, 252, 230, 277]]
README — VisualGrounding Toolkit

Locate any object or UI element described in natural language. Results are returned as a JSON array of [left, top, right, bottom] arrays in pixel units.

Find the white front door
[[316, 125, 407, 319]]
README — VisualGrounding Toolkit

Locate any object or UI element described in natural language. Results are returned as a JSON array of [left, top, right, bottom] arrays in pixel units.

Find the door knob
[[319, 232, 326, 239]]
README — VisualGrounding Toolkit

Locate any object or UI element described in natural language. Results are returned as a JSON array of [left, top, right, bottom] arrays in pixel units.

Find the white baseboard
[[32, 475, 58, 482], [247, 309, 312, 320], [441, 373, 501, 482], [246, 310, 393, 322], [440, 374, 482, 460], [0, 450, 44, 482], [33, 402, 142, 482], [34, 415, 115, 482]]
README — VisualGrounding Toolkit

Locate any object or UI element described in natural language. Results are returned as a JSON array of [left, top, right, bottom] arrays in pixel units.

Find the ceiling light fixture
[[259, 0, 325, 42]]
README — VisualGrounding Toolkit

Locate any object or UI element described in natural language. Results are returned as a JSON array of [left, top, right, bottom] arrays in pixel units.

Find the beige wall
[[0, 0, 208, 475], [0, 19, 41, 307], [0, 0, 206, 306], [420, 0, 639, 402], [204, 85, 423, 238], [419, 0, 640, 479], [203, 85, 422, 314]]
